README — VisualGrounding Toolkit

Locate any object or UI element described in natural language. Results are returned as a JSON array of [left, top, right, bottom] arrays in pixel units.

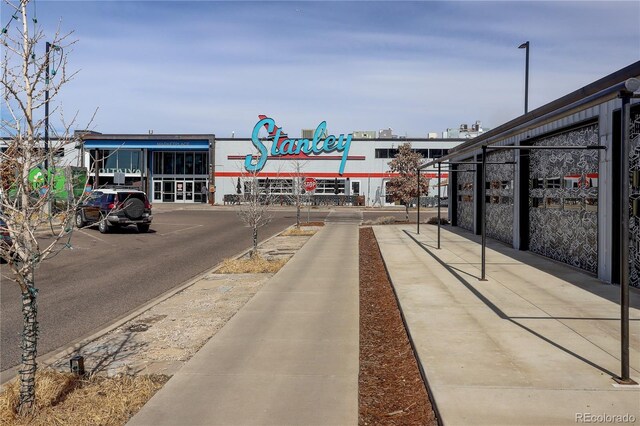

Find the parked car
[[76, 188, 153, 233]]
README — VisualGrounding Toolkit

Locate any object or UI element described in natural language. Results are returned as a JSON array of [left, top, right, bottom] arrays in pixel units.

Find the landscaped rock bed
[[359, 227, 437, 425]]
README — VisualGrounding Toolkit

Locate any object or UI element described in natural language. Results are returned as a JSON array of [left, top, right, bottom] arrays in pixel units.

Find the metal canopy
[[418, 131, 639, 385]]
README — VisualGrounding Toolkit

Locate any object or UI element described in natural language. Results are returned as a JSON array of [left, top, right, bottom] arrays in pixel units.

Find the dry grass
[[0, 369, 168, 426], [281, 227, 317, 236], [362, 216, 399, 225], [215, 255, 287, 274], [426, 216, 450, 225]]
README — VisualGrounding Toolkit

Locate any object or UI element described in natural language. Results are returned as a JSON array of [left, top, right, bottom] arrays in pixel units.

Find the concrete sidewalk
[[375, 224, 640, 425], [128, 221, 359, 426]]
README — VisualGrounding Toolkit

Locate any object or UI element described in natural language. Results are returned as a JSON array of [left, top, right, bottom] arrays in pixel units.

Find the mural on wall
[[529, 124, 599, 273], [485, 150, 515, 244], [456, 162, 475, 232], [628, 110, 640, 287]]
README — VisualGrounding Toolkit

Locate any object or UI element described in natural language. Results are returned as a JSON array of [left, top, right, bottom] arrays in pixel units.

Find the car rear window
[[101, 194, 115, 203], [116, 192, 146, 202]]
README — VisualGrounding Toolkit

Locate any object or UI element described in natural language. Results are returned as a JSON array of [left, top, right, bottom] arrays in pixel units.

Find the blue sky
[[3, 1, 640, 137]]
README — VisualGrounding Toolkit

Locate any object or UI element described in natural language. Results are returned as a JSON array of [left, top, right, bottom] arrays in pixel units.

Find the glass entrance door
[[185, 181, 194, 202], [163, 180, 175, 202], [173, 180, 195, 203], [176, 181, 185, 201]]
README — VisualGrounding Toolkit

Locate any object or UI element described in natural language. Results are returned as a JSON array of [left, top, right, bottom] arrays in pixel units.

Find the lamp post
[[616, 77, 640, 385], [44, 42, 62, 171], [44, 42, 51, 170], [518, 41, 530, 114]]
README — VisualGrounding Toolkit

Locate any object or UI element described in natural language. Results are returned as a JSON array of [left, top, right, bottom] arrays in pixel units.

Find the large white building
[[214, 134, 464, 206], [79, 129, 466, 206]]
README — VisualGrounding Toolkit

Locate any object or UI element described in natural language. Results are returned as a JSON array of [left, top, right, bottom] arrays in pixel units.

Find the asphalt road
[[0, 208, 329, 371]]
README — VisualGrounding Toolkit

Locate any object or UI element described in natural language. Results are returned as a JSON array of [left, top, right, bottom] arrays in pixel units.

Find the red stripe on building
[[215, 172, 448, 179]]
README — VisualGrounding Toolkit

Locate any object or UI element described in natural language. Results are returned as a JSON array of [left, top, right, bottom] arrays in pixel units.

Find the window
[[104, 150, 117, 170], [546, 197, 561, 209], [131, 151, 141, 170], [545, 177, 561, 189], [531, 197, 544, 208], [153, 152, 162, 174], [185, 153, 194, 174], [375, 149, 388, 159], [564, 198, 583, 211], [430, 149, 444, 158], [175, 153, 184, 175], [194, 153, 205, 175], [563, 175, 580, 189], [530, 178, 543, 189], [163, 152, 174, 174]]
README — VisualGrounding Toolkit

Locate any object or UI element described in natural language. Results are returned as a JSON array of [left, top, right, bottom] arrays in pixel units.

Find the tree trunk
[[296, 201, 301, 229], [252, 226, 258, 257], [405, 204, 409, 221], [18, 275, 38, 416]]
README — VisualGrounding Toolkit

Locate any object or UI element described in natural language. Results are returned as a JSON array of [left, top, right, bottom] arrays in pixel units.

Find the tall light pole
[[616, 77, 640, 385], [44, 42, 51, 170], [518, 41, 529, 114], [44, 42, 61, 171]]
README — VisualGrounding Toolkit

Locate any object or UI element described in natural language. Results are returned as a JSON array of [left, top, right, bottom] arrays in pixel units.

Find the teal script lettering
[[244, 117, 352, 175]]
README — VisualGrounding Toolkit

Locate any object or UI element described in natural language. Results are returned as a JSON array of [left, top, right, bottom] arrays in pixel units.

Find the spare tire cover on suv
[[122, 197, 145, 219]]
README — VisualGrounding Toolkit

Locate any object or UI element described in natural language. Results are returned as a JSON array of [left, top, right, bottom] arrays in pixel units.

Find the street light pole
[[518, 41, 529, 114], [44, 42, 51, 170], [616, 77, 640, 385]]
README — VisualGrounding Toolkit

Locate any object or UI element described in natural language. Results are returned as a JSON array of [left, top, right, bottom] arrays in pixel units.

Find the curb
[[0, 225, 295, 387]]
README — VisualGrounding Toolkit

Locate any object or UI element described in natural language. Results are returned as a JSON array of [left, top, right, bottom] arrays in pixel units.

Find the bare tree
[[236, 169, 274, 257], [386, 143, 430, 220], [1, 0, 90, 415], [288, 159, 308, 229]]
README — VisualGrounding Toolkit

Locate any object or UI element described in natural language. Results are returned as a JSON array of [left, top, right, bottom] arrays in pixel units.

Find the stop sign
[[304, 177, 317, 192]]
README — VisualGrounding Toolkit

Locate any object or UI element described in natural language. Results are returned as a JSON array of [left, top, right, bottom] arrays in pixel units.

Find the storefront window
[[175, 153, 184, 175], [153, 152, 162, 174], [163, 152, 174, 174], [194, 153, 204, 175], [185, 153, 194, 174], [104, 150, 117, 170], [131, 151, 141, 170]]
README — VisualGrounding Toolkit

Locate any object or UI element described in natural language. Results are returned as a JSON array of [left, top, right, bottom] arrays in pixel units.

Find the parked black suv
[[76, 188, 153, 233]]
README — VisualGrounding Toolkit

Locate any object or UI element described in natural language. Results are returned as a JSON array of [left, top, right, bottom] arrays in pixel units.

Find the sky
[[2, 0, 639, 138]]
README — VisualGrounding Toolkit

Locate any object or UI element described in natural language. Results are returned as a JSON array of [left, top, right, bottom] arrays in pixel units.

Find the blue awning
[[83, 140, 210, 150]]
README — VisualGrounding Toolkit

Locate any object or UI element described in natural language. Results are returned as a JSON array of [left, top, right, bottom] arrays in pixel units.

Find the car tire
[[137, 224, 150, 233], [123, 198, 145, 220], [98, 219, 110, 234], [75, 211, 86, 228]]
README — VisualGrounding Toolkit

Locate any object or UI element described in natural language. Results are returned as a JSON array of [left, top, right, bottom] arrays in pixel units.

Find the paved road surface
[[0, 209, 328, 371]]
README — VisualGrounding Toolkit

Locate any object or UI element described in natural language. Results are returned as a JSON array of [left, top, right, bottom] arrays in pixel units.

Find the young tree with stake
[[236, 169, 274, 257], [386, 143, 430, 221]]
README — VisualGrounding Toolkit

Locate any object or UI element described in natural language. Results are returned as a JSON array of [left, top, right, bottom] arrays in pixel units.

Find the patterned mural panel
[[529, 124, 599, 273], [485, 150, 515, 244], [456, 162, 475, 232], [628, 110, 640, 287]]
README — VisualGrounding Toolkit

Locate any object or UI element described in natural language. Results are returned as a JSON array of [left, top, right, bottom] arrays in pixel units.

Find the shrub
[[426, 216, 449, 225]]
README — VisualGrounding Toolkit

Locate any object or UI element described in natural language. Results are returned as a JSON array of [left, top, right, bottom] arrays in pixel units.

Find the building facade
[[81, 134, 215, 203], [214, 136, 464, 206], [79, 132, 465, 207]]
